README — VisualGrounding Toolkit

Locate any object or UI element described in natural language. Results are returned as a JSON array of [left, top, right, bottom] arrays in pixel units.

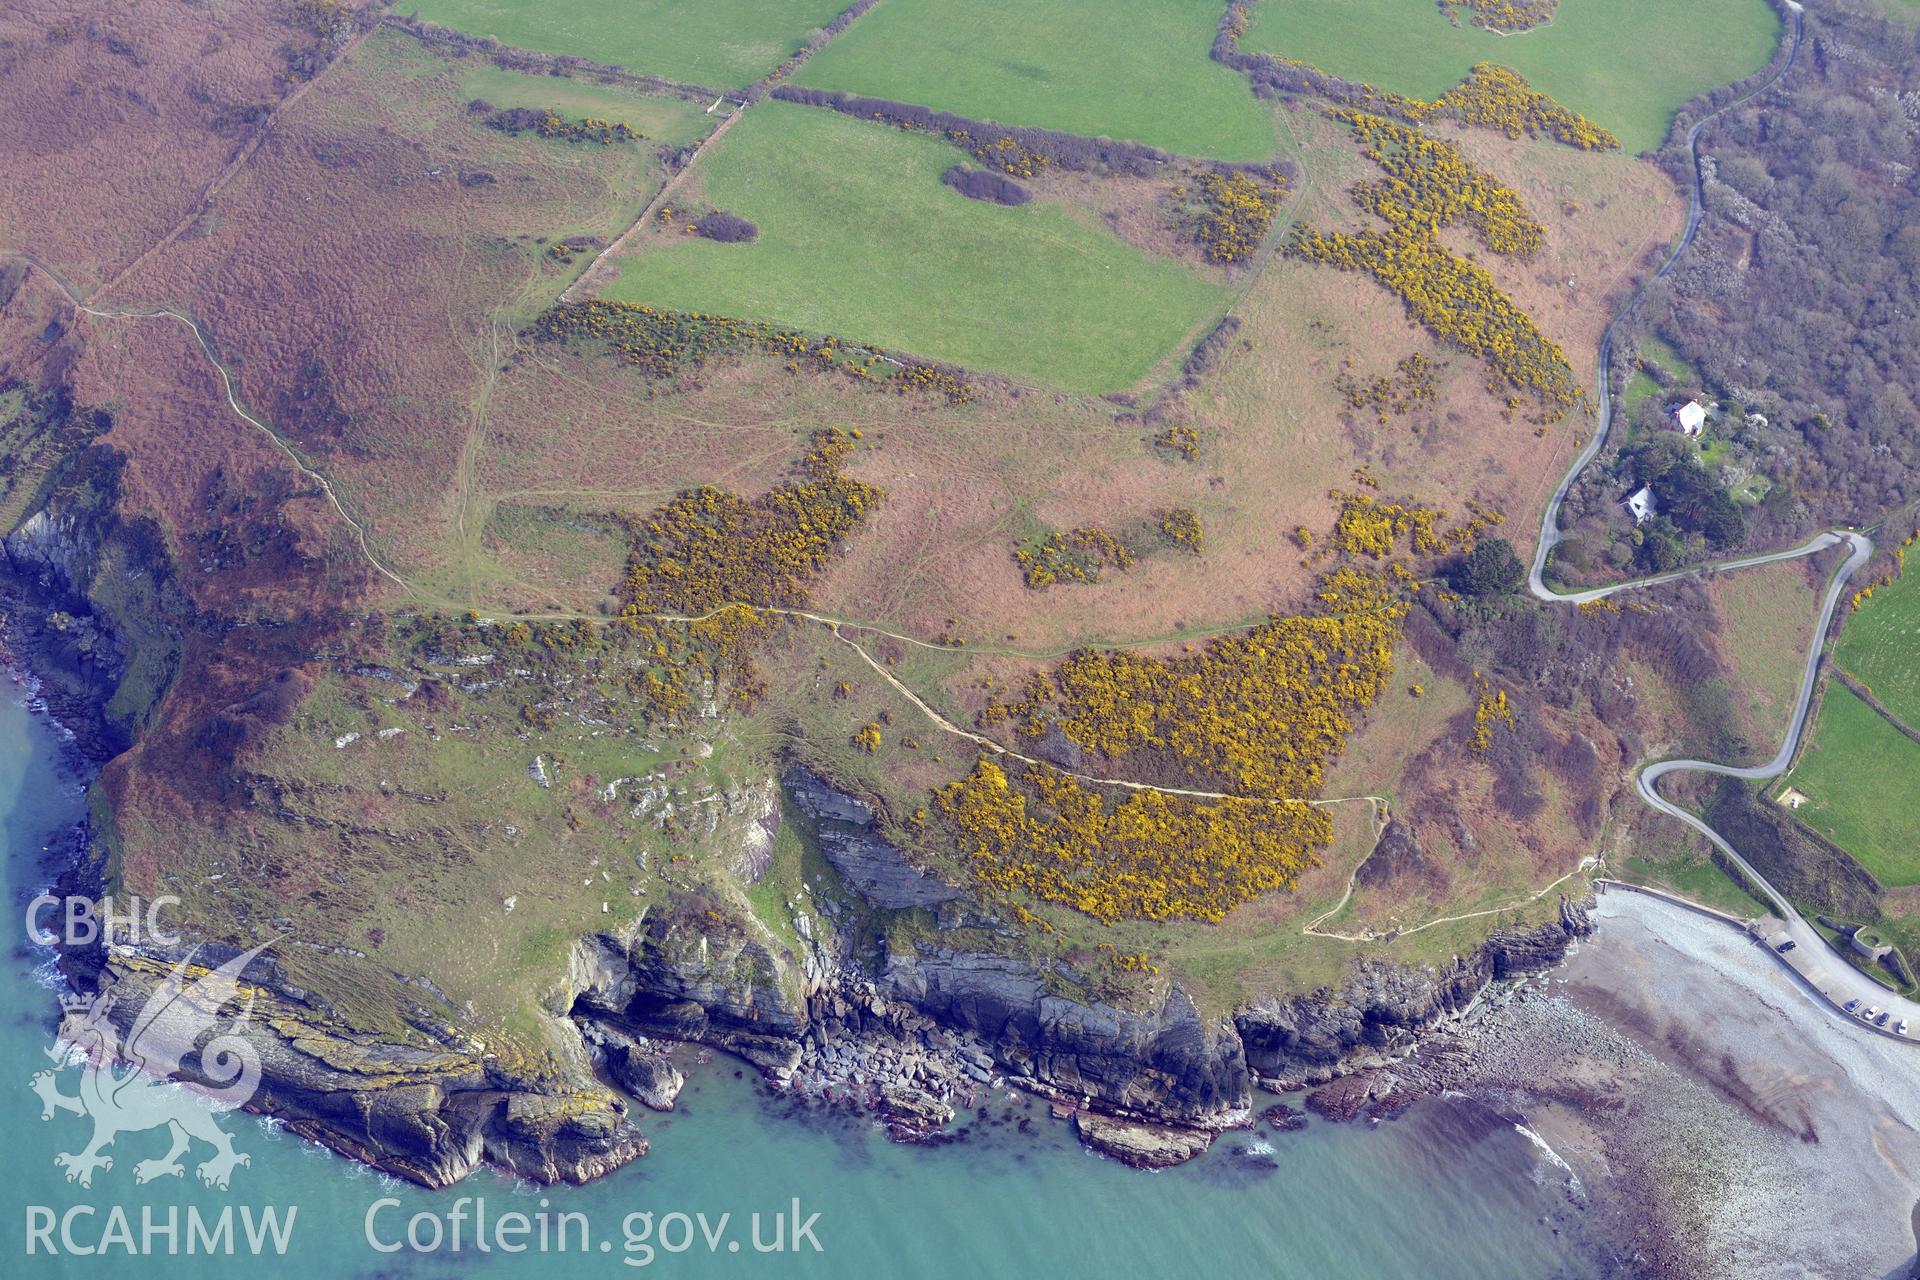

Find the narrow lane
[[1516, 3, 1917, 1038]]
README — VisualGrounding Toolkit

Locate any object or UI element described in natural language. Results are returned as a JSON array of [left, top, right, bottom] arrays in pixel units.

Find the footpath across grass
[[794, 0, 1280, 161], [1243, 0, 1782, 154], [407, 0, 850, 88], [1836, 565, 1920, 731], [1781, 686, 1920, 887], [602, 101, 1230, 393]]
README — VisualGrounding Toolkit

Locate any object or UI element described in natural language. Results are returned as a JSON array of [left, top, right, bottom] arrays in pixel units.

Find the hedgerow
[[769, 85, 1189, 178], [483, 106, 642, 145], [1287, 110, 1582, 418], [534, 300, 975, 403]]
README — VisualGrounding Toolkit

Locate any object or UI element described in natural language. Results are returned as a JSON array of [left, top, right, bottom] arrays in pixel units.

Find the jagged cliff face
[[557, 768, 1594, 1167], [62, 940, 644, 1190], [1, 444, 1592, 1183]]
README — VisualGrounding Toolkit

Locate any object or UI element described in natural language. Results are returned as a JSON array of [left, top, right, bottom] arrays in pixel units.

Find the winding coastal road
[[1523, 0, 1920, 1037]]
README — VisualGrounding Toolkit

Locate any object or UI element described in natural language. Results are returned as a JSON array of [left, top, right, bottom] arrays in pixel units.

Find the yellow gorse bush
[[1336, 352, 1442, 420], [537, 301, 973, 403], [1156, 507, 1205, 554], [1191, 167, 1290, 264], [1287, 110, 1583, 418], [937, 567, 1409, 922], [1409, 64, 1618, 150], [1015, 526, 1135, 589], [1439, 0, 1559, 35], [620, 427, 881, 614]]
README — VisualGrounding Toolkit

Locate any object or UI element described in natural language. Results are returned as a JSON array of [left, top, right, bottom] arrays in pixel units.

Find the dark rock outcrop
[[1072, 1112, 1214, 1168], [572, 915, 806, 1078], [782, 766, 961, 909], [881, 947, 1251, 1126], [1354, 818, 1441, 892], [64, 943, 643, 1189], [591, 1026, 685, 1111], [1236, 897, 1593, 1087]]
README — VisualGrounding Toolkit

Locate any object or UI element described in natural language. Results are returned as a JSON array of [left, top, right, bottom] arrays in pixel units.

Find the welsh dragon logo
[[30, 942, 272, 1190]]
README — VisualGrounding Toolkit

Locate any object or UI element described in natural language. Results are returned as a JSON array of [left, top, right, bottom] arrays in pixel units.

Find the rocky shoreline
[[1, 486, 1599, 1184]]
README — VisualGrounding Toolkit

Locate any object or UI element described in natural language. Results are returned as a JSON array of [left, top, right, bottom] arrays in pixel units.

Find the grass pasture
[[405, 0, 851, 88], [601, 101, 1231, 392], [1243, 0, 1783, 154], [1707, 556, 1821, 757], [793, 0, 1280, 161], [1782, 686, 1920, 887], [453, 64, 714, 148], [1622, 334, 1699, 418], [1837, 564, 1920, 732]]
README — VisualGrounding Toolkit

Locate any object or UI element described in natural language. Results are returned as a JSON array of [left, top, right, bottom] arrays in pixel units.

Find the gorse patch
[[1328, 489, 1502, 559], [943, 567, 1409, 922], [1287, 109, 1582, 419], [1156, 507, 1204, 554], [619, 427, 881, 614], [933, 759, 1335, 924], [484, 106, 643, 145], [1186, 166, 1290, 263], [1014, 526, 1135, 589], [1336, 352, 1443, 420], [1408, 63, 1617, 150], [1439, 0, 1559, 35], [535, 300, 974, 402]]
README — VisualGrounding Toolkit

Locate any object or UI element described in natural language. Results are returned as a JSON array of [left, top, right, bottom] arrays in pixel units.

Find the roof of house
[[1675, 400, 1707, 431]]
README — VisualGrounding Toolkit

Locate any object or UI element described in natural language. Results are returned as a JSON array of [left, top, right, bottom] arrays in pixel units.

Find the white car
[[1899, 1019, 1909, 1037], [1866, 1006, 1882, 1020]]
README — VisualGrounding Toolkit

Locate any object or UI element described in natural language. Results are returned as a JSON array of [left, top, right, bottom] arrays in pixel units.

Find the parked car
[[1775, 940, 1797, 953], [1845, 999, 1862, 1012], [1898, 1019, 1909, 1037], [1867, 1007, 1882, 1020], [1878, 1012, 1892, 1027]]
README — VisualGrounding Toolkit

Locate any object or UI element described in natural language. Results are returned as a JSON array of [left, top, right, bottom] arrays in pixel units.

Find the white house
[[1672, 400, 1707, 437], [1622, 485, 1658, 525]]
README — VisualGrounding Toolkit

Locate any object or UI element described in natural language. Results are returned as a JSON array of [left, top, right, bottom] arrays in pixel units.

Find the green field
[[793, 0, 1279, 161], [406, 0, 851, 88], [1782, 687, 1920, 886], [1837, 562, 1920, 731], [602, 101, 1231, 392], [1622, 334, 1699, 417], [1620, 850, 1770, 919], [1243, 0, 1782, 154]]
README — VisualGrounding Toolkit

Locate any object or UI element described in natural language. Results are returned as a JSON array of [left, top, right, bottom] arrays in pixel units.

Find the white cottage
[[1672, 400, 1707, 437], [1621, 485, 1658, 525]]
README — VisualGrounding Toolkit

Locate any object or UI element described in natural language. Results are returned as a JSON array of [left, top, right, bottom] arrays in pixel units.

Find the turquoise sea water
[[0, 685, 1606, 1279]]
